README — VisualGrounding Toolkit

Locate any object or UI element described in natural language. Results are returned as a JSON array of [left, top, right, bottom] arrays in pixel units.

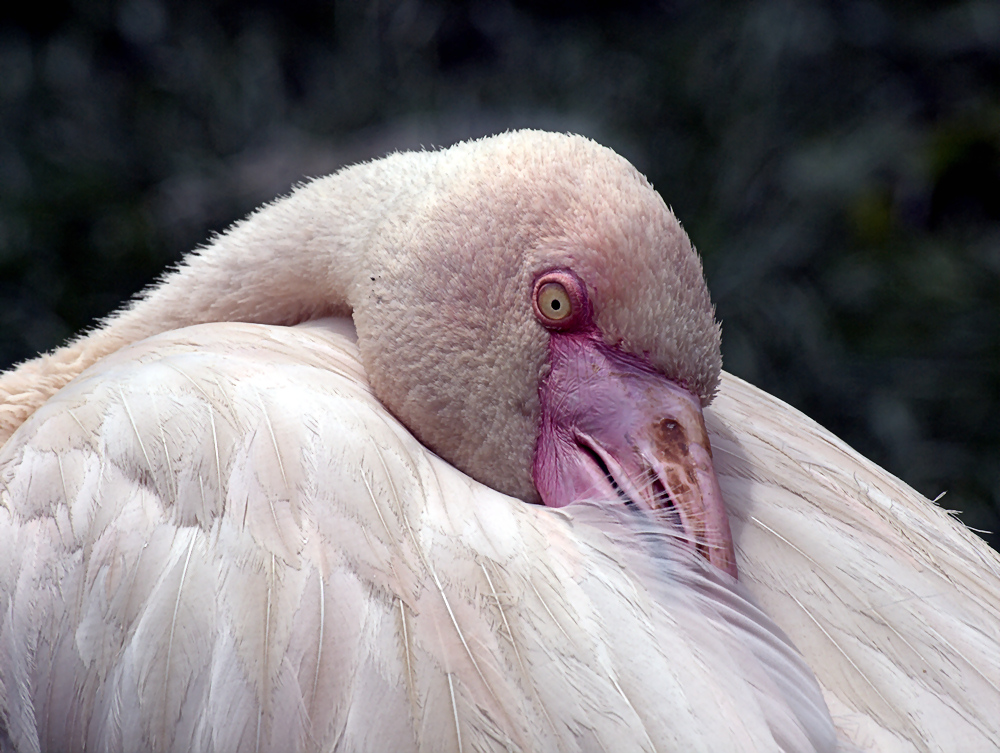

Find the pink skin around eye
[[531, 269, 738, 578]]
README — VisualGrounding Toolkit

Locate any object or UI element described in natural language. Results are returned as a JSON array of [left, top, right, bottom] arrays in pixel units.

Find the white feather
[[710, 373, 1000, 752], [0, 320, 846, 752]]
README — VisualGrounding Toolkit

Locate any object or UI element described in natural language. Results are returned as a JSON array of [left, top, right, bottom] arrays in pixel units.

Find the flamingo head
[[351, 131, 735, 577]]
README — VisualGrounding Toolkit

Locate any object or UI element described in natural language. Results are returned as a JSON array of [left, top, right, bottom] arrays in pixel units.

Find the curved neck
[[0, 149, 435, 446]]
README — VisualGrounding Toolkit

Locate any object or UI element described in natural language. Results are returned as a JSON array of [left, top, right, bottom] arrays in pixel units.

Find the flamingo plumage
[[0, 131, 997, 752]]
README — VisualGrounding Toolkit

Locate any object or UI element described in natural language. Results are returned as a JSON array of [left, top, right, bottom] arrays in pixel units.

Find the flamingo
[[0, 131, 997, 752]]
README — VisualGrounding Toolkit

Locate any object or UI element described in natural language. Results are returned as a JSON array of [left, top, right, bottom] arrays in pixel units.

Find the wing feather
[[710, 371, 1000, 752], [1, 322, 860, 752]]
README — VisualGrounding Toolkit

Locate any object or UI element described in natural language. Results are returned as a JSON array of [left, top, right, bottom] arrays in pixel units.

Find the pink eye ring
[[532, 270, 588, 329]]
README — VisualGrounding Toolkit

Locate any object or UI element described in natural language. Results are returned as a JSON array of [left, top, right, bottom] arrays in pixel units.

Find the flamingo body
[[1, 320, 834, 752], [0, 131, 998, 752]]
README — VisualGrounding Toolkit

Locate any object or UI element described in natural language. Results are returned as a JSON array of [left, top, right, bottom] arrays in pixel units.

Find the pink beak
[[533, 333, 738, 579]]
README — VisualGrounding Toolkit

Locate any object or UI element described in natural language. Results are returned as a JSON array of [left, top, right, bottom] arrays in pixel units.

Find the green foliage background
[[1, 0, 998, 547]]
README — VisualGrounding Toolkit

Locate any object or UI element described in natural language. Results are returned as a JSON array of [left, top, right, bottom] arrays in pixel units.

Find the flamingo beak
[[533, 333, 737, 579]]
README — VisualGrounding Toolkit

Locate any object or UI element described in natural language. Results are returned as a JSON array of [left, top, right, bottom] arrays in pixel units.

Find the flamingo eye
[[532, 270, 588, 330], [537, 282, 572, 321]]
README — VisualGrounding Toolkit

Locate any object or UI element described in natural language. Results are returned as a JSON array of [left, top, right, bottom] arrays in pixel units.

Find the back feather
[[710, 373, 1000, 753], [1, 320, 834, 752]]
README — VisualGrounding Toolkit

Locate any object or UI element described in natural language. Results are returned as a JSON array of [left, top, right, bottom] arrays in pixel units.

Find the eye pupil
[[535, 280, 573, 323]]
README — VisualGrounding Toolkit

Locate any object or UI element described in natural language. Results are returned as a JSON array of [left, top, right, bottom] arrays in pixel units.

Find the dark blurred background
[[1, 0, 998, 549]]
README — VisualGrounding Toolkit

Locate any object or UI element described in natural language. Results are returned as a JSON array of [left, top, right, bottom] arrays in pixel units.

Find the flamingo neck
[[0, 149, 436, 446]]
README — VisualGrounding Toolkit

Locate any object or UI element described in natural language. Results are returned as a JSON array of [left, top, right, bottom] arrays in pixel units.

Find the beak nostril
[[654, 417, 689, 458]]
